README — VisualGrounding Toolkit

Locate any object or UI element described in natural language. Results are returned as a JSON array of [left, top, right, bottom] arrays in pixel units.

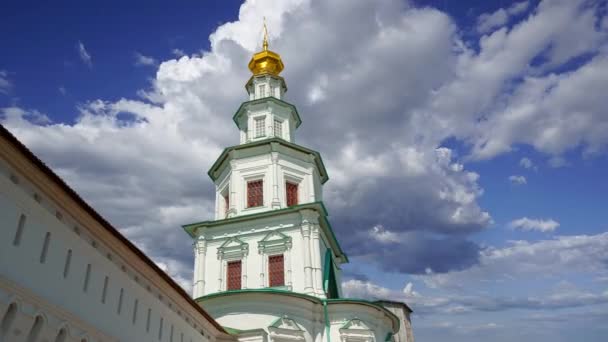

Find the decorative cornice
[[207, 138, 329, 185]]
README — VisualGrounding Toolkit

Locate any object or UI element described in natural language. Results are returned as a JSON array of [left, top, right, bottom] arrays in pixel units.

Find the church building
[[0, 29, 413, 342]]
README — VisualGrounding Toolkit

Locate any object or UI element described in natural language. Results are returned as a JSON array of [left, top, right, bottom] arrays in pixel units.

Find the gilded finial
[[263, 17, 269, 51], [247, 17, 284, 76]]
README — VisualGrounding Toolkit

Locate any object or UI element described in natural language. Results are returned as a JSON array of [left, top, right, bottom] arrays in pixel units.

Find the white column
[[271, 151, 281, 209], [301, 210, 317, 295], [242, 255, 248, 289], [193, 237, 207, 298], [286, 248, 293, 290], [260, 254, 266, 288], [308, 171, 315, 203], [227, 160, 237, 218], [311, 226, 324, 297]]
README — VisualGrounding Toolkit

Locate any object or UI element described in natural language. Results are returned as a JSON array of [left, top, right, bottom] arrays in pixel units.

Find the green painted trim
[[385, 332, 394, 342], [207, 137, 329, 184], [184, 201, 326, 231], [323, 300, 331, 342], [232, 97, 302, 128], [222, 326, 244, 335], [195, 288, 320, 304], [182, 201, 347, 263], [196, 289, 400, 332]]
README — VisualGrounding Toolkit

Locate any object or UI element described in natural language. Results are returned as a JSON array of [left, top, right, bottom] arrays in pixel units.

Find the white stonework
[[0, 128, 233, 342], [186, 43, 414, 342]]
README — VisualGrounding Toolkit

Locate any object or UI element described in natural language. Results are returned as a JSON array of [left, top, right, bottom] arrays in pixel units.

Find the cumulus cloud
[[420, 232, 608, 290], [508, 175, 527, 185], [0, 70, 12, 94], [134, 52, 158, 67], [77, 41, 92, 67], [477, 1, 529, 34], [1, 0, 607, 290], [509, 217, 559, 232]]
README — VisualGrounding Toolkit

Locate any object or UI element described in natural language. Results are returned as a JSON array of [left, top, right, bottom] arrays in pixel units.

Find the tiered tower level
[[184, 29, 346, 300], [184, 27, 413, 342]]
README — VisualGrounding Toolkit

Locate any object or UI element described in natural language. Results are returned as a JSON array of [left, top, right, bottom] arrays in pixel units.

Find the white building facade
[[0, 127, 233, 342], [185, 34, 414, 342]]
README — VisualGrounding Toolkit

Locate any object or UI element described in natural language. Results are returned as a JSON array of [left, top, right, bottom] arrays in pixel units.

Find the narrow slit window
[[226, 260, 242, 290], [255, 117, 265, 138], [39, 232, 51, 263], [146, 308, 151, 332], [274, 119, 283, 138], [101, 276, 109, 303], [83, 264, 91, 292], [268, 254, 285, 287], [133, 299, 139, 325], [13, 214, 26, 246], [158, 317, 163, 340], [247, 180, 263, 207], [117, 288, 124, 314], [63, 250, 72, 278], [286, 182, 298, 207]]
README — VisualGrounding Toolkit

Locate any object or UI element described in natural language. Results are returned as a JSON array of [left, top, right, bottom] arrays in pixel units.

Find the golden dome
[[248, 20, 284, 76]]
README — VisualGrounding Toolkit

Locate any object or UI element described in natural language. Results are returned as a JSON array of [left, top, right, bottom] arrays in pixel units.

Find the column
[[311, 226, 324, 297], [271, 151, 281, 209], [242, 255, 248, 289], [260, 253, 266, 288], [285, 248, 293, 290], [193, 237, 207, 298], [301, 210, 317, 295], [228, 159, 237, 217]]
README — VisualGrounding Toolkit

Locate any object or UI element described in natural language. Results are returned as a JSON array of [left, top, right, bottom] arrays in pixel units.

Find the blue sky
[[2, 1, 608, 341]]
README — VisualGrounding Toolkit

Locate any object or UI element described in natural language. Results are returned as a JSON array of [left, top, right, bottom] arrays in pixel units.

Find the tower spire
[[263, 17, 269, 51]]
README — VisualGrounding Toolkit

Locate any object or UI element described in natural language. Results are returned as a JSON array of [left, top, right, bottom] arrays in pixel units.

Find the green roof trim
[[222, 326, 244, 335], [197, 289, 400, 332], [232, 97, 302, 128], [207, 137, 329, 184], [182, 201, 348, 263]]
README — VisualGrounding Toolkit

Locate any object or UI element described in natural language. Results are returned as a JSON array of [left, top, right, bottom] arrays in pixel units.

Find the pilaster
[[271, 151, 281, 209], [301, 209, 319, 295], [192, 236, 207, 298]]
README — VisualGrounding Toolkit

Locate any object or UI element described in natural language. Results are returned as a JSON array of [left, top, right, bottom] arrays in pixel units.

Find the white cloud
[[519, 157, 535, 169], [1, 0, 607, 311], [477, 1, 529, 34], [509, 217, 559, 232], [77, 41, 92, 67], [508, 175, 527, 185], [0, 70, 13, 94], [134, 52, 158, 67], [172, 49, 186, 57], [58, 86, 67, 95], [369, 225, 400, 244], [420, 232, 608, 291]]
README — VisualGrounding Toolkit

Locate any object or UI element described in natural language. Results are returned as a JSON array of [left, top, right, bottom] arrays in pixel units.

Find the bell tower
[[183, 24, 347, 301]]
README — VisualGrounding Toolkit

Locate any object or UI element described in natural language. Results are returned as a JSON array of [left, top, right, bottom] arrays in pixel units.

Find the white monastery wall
[[0, 156, 226, 342]]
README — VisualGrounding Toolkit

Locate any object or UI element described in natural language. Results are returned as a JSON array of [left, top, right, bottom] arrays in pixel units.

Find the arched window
[[1, 302, 18, 341], [26, 315, 44, 342]]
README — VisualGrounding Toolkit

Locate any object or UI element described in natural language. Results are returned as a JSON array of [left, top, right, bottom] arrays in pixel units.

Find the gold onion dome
[[248, 20, 284, 76]]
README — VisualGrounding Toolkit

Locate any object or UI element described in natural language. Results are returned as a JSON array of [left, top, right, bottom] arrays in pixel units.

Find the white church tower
[[183, 24, 414, 342]]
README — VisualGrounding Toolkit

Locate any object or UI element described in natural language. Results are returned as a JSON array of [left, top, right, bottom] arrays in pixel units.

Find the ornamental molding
[[217, 237, 249, 260], [258, 231, 292, 254], [339, 319, 375, 342], [268, 315, 305, 341]]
